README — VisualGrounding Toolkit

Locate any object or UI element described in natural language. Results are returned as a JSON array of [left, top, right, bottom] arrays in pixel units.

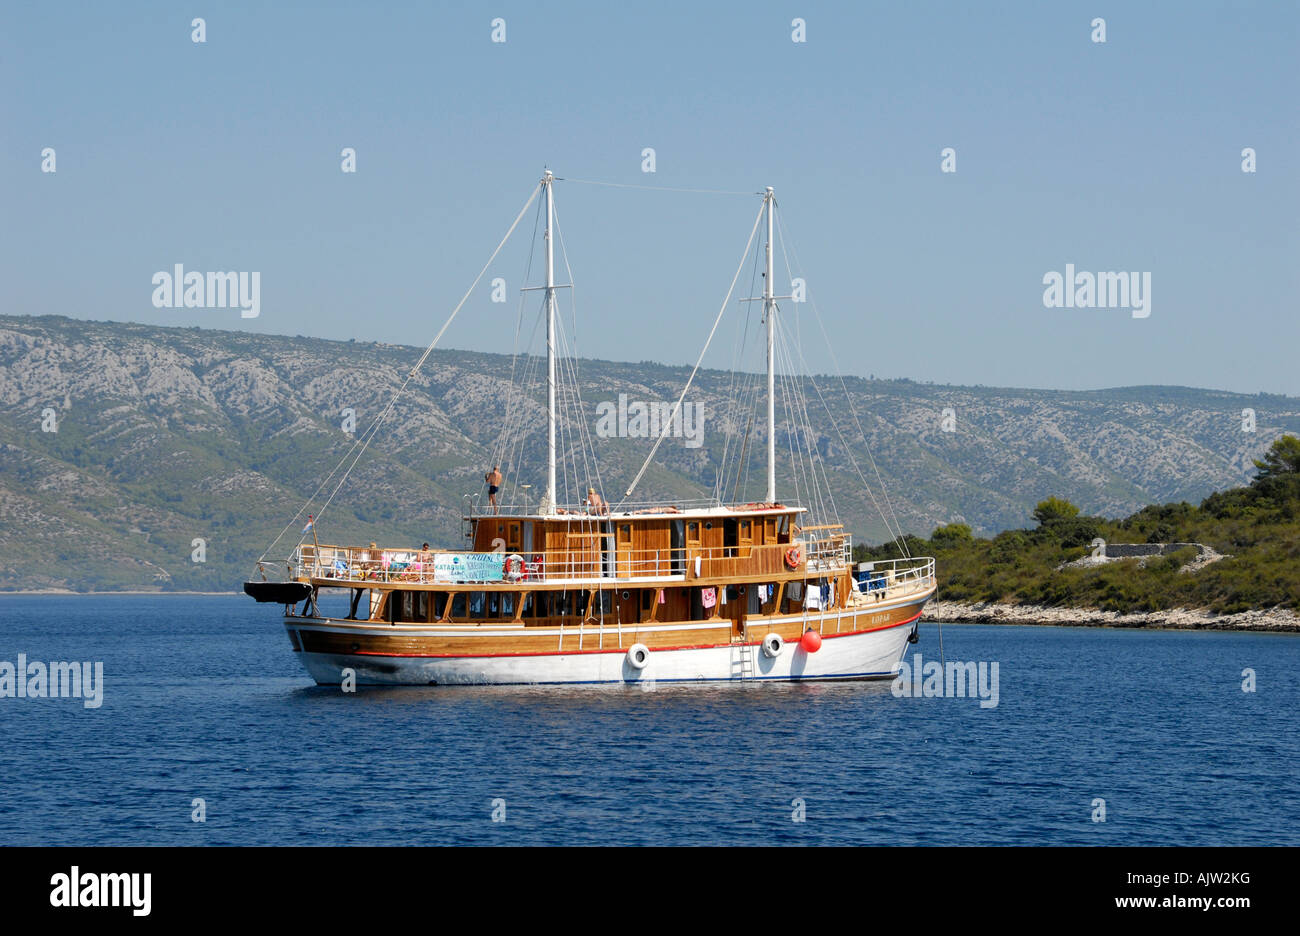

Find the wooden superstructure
[[282, 504, 934, 664]]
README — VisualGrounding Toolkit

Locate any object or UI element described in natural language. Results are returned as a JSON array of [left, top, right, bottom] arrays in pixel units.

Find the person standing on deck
[[485, 465, 503, 514]]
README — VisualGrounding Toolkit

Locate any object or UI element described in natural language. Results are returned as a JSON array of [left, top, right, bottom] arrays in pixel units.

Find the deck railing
[[294, 533, 860, 587], [854, 557, 937, 597], [462, 495, 729, 519]]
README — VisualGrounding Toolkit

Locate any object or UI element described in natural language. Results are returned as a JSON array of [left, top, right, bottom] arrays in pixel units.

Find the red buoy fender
[[800, 629, 822, 653]]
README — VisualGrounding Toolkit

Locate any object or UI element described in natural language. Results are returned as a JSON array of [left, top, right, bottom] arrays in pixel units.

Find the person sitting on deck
[[585, 487, 607, 515]]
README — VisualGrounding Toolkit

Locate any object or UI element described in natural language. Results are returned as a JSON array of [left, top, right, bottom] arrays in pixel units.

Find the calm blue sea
[[0, 594, 1296, 846]]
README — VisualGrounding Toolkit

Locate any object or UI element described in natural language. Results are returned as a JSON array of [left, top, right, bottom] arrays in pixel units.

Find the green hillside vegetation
[[855, 435, 1300, 614]]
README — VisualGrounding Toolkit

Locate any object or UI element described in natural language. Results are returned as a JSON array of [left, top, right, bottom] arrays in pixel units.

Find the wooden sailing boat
[[245, 171, 936, 685]]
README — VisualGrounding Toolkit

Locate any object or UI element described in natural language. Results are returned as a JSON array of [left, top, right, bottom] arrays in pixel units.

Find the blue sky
[[3, 1, 1297, 394]]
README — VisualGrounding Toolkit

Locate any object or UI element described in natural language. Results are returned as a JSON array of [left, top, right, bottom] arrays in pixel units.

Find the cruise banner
[[432, 552, 505, 583]]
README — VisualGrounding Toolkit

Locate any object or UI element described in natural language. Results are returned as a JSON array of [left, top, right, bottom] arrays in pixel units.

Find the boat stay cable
[[775, 206, 912, 558], [557, 177, 761, 197], [619, 198, 766, 504], [257, 182, 542, 566]]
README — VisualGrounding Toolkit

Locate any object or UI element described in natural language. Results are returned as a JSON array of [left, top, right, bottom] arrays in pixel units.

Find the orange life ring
[[503, 554, 525, 581], [784, 544, 803, 569]]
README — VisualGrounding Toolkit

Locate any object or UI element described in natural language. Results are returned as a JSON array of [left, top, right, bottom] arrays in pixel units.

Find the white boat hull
[[295, 616, 919, 686]]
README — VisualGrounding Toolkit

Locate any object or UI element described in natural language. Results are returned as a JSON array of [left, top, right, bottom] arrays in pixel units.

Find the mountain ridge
[[2, 314, 1297, 591]]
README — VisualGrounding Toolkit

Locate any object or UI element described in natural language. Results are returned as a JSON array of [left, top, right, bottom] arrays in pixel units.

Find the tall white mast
[[764, 186, 776, 504], [543, 169, 558, 515]]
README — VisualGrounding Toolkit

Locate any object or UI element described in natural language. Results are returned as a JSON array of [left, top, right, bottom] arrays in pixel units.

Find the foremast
[[764, 186, 776, 505], [542, 169, 558, 516]]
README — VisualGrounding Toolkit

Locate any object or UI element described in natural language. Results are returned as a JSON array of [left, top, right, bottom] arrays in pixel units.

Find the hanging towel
[[701, 587, 716, 609], [657, 588, 666, 605]]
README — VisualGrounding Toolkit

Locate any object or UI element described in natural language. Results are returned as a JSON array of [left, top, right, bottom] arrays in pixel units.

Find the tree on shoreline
[[1253, 434, 1300, 482], [1033, 496, 1080, 526]]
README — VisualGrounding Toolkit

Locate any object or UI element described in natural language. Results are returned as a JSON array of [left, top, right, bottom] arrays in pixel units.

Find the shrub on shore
[[853, 436, 1300, 614]]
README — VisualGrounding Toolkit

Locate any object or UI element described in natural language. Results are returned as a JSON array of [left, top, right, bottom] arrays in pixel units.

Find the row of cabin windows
[[387, 589, 617, 623], [385, 582, 796, 624]]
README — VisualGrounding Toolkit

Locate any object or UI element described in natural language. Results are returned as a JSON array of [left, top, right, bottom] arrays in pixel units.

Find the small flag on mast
[[302, 516, 314, 535]]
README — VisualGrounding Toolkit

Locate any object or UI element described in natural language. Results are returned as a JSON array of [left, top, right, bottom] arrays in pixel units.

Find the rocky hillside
[[2, 314, 1297, 591]]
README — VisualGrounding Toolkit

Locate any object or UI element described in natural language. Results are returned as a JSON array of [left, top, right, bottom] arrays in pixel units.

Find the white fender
[[761, 633, 784, 659], [626, 643, 650, 670]]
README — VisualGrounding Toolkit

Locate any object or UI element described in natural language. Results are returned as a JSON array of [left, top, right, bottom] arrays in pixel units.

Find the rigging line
[[499, 203, 548, 507], [552, 202, 606, 500], [776, 207, 907, 551], [777, 337, 825, 524], [310, 183, 543, 530], [557, 177, 761, 197], [781, 308, 905, 551], [494, 195, 545, 477], [256, 438, 367, 564], [781, 321, 839, 525], [501, 302, 547, 507], [619, 199, 766, 503], [776, 210, 911, 557], [717, 227, 766, 503], [779, 310, 839, 524]]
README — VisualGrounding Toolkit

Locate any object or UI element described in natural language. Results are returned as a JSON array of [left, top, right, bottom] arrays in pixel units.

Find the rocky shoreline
[[925, 600, 1300, 633]]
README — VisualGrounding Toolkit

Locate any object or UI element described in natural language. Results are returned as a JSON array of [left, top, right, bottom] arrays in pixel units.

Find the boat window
[[502, 593, 515, 618], [450, 593, 467, 619], [469, 592, 486, 617], [432, 592, 449, 619], [600, 591, 613, 614], [487, 592, 499, 616]]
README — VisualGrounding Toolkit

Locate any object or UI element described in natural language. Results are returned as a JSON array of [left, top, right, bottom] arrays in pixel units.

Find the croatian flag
[[302, 516, 314, 535]]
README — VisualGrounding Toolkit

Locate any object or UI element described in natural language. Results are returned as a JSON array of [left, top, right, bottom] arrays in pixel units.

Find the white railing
[[463, 495, 727, 518], [854, 557, 936, 598], [294, 535, 858, 587]]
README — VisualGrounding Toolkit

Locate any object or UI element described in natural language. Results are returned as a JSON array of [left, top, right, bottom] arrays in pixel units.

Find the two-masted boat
[[245, 172, 936, 685]]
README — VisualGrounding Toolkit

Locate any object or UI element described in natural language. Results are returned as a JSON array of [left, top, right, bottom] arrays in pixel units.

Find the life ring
[[627, 643, 650, 670], [784, 544, 804, 569], [503, 554, 524, 582], [761, 633, 784, 659]]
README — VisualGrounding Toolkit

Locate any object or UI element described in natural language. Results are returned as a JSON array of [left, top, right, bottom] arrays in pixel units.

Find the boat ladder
[[732, 630, 755, 681]]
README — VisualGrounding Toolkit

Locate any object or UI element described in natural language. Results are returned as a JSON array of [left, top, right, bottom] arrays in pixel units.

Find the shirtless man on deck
[[485, 466, 503, 514]]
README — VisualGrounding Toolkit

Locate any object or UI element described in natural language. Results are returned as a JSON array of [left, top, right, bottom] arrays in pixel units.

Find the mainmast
[[542, 169, 558, 515], [764, 186, 776, 504]]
